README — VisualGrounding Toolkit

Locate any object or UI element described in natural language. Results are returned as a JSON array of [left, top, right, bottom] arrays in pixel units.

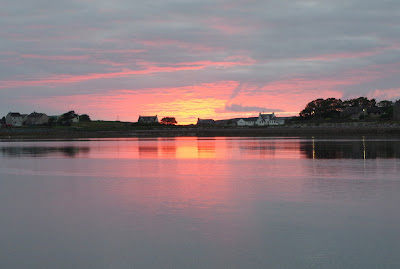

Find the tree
[[160, 117, 177, 125], [300, 98, 342, 119], [342, 97, 376, 108], [394, 100, 400, 120], [377, 100, 393, 108], [300, 98, 323, 119], [79, 114, 91, 122], [57, 111, 78, 126]]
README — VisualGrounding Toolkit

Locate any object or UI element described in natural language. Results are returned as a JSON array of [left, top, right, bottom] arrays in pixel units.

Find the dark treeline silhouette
[[160, 117, 177, 125], [299, 97, 398, 120]]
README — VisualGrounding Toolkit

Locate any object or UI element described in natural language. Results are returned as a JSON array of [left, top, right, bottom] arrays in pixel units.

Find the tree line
[[52, 111, 91, 126], [299, 97, 397, 120]]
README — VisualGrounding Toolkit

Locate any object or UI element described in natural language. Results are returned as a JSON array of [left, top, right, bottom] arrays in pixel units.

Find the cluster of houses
[[1, 111, 79, 127], [342, 106, 389, 120], [2, 112, 50, 127], [198, 112, 286, 126], [5, 102, 397, 129], [136, 113, 286, 126]]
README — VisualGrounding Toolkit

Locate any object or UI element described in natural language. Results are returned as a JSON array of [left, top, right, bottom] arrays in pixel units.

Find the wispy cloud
[[224, 103, 283, 113]]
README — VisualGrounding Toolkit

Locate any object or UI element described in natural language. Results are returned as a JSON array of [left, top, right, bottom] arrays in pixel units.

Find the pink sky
[[1, 0, 400, 124]]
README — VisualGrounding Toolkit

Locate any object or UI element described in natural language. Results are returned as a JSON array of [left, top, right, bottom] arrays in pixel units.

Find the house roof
[[260, 113, 276, 120], [240, 117, 258, 122], [197, 119, 215, 125], [8, 112, 22, 117], [139, 115, 157, 119], [138, 115, 158, 122], [28, 112, 47, 118], [197, 118, 215, 124]]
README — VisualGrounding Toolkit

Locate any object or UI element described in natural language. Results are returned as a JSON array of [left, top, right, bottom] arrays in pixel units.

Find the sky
[[1, 0, 400, 124]]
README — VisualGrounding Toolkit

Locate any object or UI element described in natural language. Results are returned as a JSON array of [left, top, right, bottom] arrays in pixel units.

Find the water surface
[[0, 137, 399, 268]]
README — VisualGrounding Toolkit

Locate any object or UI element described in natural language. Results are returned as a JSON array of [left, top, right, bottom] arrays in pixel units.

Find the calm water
[[0, 137, 399, 268]]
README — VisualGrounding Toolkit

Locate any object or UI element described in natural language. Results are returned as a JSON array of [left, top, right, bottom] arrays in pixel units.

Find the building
[[366, 107, 384, 118], [25, 112, 49, 125], [0, 116, 5, 128], [197, 118, 215, 126], [138, 115, 159, 123], [256, 112, 284, 126], [71, 115, 79, 123], [394, 100, 400, 120], [237, 117, 258, 126], [236, 113, 285, 126], [341, 106, 385, 119], [341, 107, 365, 120], [5, 112, 23, 126]]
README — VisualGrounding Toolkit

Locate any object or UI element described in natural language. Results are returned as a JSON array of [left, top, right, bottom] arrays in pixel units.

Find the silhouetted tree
[[377, 100, 393, 108], [57, 111, 78, 126], [300, 98, 342, 119], [342, 97, 376, 108], [160, 117, 177, 125], [79, 114, 91, 122]]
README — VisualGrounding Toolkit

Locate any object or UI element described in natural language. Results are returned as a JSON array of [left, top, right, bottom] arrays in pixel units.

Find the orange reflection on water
[[84, 137, 306, 160]]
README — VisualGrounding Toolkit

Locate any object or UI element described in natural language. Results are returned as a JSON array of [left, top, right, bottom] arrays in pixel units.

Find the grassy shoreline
[[1, 122, 400, 140]]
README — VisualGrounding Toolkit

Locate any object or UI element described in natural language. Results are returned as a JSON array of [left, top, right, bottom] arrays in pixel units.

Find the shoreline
[[1, 123, 400, 140]]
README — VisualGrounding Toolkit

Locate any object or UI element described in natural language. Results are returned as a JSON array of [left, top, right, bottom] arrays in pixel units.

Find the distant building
[[237, 117, 258, 126], [214, 118, 241, 126], [25, 112, 49, 125], [138, 115, 159, 123], [71, 115, 80, 123], [21, 114, 28, 124], [197, 118, 215, 126], [48, 115, 59, 122], [341, 106, 385, 120], [0, 117, 5, 128], [256, 112, 285, 126], [5, 112, 23, 126], [236, 112, 285, 126], [366, 107, 384, 118], [394, 100, 400, 120], [341, 107, 365, 120]]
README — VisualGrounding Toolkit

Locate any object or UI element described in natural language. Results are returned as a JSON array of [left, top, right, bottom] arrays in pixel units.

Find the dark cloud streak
[[225, 103, 284, 113]]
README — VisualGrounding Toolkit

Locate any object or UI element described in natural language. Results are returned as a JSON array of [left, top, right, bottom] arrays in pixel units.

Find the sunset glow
[[1, 1, 400, 122]]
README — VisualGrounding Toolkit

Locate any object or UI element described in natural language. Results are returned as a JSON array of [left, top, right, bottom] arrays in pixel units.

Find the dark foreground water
[[0, 137, 399, 268]]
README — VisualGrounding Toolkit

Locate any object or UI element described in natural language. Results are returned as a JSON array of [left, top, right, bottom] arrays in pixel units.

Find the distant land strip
[[1, 123, 400, 139]]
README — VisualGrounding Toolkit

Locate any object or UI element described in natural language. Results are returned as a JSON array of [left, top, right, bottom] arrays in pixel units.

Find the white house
[[237, 117, 258, 126], [25, 112, 49, 125], [256, 112, 285, 126], [71, 115, 79, 123], [236, 112, 285, 127], [5, 112, 23, 126]]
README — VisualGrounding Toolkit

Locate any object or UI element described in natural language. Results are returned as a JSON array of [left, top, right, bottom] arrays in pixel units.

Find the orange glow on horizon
[[14, 78, 339, 124]]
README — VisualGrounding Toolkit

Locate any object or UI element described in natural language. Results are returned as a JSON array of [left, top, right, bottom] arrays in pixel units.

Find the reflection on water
[[1, 137, 399, 159], [0, 137, 400, 269], [0, 146, 90, 157], [300, 138, 400, 159]]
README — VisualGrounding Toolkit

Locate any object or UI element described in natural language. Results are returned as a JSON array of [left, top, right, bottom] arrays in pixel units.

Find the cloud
[[370, 89, 400, 101], [1, 0, 400, 120], [224, 103, 283, 113]]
